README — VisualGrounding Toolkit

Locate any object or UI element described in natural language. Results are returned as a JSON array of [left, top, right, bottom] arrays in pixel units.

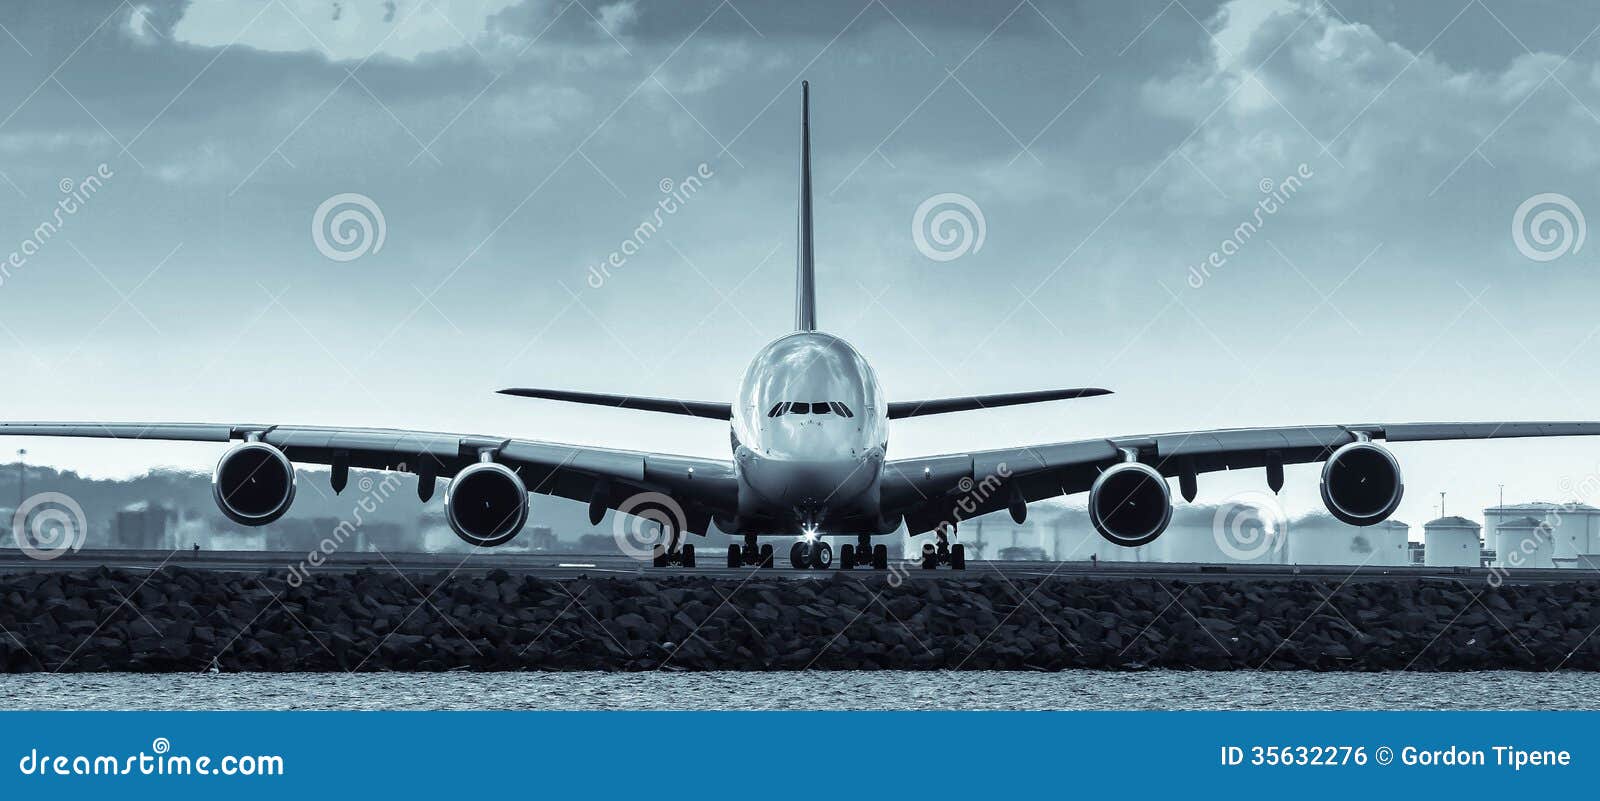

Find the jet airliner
[[7, 83, 1600, 571]]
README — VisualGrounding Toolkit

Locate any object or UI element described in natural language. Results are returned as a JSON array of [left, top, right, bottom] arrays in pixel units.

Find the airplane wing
[[496, 388, 732, 419], [0, 422, 738, 534], [882, 421, 1600, 534], [499, 386, 1113, 420], [886, 388, 1112, 419]]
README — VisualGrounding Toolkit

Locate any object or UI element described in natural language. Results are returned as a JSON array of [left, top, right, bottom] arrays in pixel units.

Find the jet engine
[[1089, 461, 1172, 546], [445, 462, 528, 547], [212, 442, 297, 526], [1319, 441, 1404, 526]]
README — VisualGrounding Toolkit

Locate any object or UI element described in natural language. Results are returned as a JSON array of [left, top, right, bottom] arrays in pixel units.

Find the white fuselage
[[730, 332, 888, 535]]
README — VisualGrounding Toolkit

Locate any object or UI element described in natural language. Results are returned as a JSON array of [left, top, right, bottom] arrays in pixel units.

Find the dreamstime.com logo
[[17, 737, 285, 777], [1512, 192, 1585, 262], [285, 467, 406, 587], [587, 163, 715, 289], [912, 192, 986, 262], [1, 163, 115, 289], [612, 491, 687, 561], [12, 491, 87, 561], [1211, 490, 1289, 561], [311, 192, 386, 262], [1187, 162, 1313, 289]]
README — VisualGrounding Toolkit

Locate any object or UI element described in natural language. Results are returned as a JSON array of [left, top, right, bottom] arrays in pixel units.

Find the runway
[[0, 548, 1592, 584]]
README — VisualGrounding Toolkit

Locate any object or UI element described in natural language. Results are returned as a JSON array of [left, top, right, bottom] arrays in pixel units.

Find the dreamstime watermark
[[311, 192, 386, 262], [1187, 162, 1314, 289], [1511, 192, 1585, 262], [1211, 490, 1289, 561], [611, 491, 687, 562], [1, 163, 115, 289], [912, 192, 985, 262], [12, 491, 87, 561], [586, 163, 715, 289], [885, 463, 1011, 587], [16, 737, 285, 777], [284, 467, 405, 587], [1485, 471, 1600, 586]]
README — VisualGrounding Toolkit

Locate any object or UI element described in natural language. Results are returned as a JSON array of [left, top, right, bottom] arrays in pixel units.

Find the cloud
[[169, 0, 527, 61], [1141, 0, 1600, 211]]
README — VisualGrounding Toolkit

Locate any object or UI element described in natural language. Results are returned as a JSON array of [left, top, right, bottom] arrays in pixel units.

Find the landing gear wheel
[[921, 544, 937, 569], [840, 543, 856, 570], [727, 544, 741, 568], [759, 543, 774, 568], [653, 545, 670, 568], [950, 543, 965, 570], [872, 544, 889, 570], [809, 540, 833, 569], [681, 543, 696, 568], [790, 541, 807, 569]]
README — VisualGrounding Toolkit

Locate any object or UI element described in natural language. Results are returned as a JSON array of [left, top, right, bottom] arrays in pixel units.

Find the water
[[1, 671, 1593, 710]]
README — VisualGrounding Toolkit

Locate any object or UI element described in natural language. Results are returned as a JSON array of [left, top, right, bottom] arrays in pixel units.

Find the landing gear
[[728, 535, 775, 568], [789, 539, 833, 569], [652, 542, 695, 567], [651, 528, 696, 567], [841, 535, 890, 570], [920, 529, 966, 570]]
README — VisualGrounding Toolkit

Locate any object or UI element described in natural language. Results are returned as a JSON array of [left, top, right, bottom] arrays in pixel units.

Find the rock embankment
[[3, 567, 1599, 671]]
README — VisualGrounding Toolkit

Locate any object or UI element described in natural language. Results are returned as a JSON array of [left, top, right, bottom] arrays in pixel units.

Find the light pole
[[16, 448, 24, 510]]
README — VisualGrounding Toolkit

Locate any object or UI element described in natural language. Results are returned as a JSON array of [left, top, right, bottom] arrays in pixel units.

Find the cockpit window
[[768, 401, 853, 417]]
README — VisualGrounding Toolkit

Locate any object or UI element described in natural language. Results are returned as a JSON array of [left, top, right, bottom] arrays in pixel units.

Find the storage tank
[[1484, 503, 1562, 566], [1494, 515, 1555, 569], [1370, 519, 1411, 566], [1545, 503, 1600, 569], [1423, 516, 1481, 567], [1151, 498, 1289, 564], [1286, 513, 1398, 565]]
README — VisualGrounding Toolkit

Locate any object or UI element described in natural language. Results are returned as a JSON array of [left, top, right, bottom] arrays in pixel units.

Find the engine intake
[[1089, 461, 1172, 546], [212, 442, 297, 526], [445, 462, 528, 547], [1319, 441, 1404, 526]]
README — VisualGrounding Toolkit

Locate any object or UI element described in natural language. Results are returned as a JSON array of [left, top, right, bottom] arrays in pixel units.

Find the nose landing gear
[[789, 539, 833, 569], [726, 535, 776, 568]]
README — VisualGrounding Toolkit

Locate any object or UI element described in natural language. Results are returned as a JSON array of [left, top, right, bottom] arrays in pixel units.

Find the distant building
[[111, 502, 176, 549]]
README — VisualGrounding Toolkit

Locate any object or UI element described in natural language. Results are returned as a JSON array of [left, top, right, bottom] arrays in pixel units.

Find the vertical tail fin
[[795, 80, 816, 331]]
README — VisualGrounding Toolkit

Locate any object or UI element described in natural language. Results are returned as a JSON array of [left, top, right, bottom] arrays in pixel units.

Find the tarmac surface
[[0, 547, 1590, 585]]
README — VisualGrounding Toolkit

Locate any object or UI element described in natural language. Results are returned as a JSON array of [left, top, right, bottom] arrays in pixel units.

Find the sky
[[4, 0, 1600, 533]]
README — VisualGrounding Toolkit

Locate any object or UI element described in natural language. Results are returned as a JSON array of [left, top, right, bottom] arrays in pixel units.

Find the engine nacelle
[[212, 442, 297, 526], [1089, 461, 1172, 546], [1319, 441, 1404, 526], [445, 462, 528, 547]]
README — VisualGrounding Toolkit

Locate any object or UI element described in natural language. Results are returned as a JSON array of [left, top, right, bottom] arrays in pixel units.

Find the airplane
[[6, 81, 1600, 572]]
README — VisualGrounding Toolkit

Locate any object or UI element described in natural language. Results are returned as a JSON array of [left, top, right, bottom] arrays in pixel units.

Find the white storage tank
[[1370, 519, 1411, 566], [1545, 503, 1600, 569], [1494, 515, 1555, 569], [1423, 516, 1481, 567], [1484, 503, 1562, 566], [1286, 513, 1398, 565]]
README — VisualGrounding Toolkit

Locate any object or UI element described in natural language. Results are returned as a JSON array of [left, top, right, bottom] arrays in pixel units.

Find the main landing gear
[[840, 534, 889, 570], [652, 528, 696, 568], [790, 539, 833, 569], [727, 535, 776, 568], [921, 529, 966, 570]]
